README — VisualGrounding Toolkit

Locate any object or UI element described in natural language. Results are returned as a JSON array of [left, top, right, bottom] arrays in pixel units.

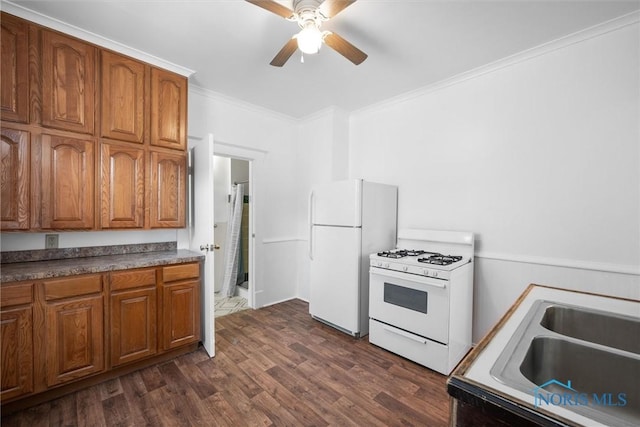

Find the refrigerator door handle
[[309, 191, 314, 260]]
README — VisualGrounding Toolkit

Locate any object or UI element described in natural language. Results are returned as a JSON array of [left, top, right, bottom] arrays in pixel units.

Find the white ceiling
[[7, 0, 640, 118]]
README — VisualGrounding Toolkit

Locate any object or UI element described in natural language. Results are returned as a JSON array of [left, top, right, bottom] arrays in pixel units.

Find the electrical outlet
[[45, 234, 59, 249]]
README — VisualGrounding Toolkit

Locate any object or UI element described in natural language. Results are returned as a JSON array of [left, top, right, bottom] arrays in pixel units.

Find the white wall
[[186, 87, 299, 307], [0, 229, 178, 251], [348, 19, 640, 342]]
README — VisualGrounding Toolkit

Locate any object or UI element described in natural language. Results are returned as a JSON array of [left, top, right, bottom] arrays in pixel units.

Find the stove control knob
[[432, 271, 439, 277], [402, 266, 408, 272], [384, 263, 390, 268], [377, 262, 382, 267], [422, 269, 429, 276]]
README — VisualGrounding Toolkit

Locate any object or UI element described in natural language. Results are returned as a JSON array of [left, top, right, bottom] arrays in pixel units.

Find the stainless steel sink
[[540, 305, 640, 354], [491, 300, 640, 427]]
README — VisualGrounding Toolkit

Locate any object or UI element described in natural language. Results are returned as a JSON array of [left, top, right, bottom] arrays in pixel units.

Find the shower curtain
[[220, 183, 244, 297]]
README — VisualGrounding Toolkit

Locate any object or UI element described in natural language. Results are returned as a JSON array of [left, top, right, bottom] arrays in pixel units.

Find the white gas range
[[368, 229, 474, 375]]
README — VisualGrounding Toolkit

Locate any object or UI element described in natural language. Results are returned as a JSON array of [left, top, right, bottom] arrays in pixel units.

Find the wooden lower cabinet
[[109, 268, 157, 367], [161, 280, 200, 350], [0, 261, 200, 409], [161, 263, 201, 350], [42, 275, 105, 387], [0, 282, 34, 401]]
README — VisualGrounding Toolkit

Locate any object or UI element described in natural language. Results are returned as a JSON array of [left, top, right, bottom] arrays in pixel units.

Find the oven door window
[[383, 282, 428, 314]]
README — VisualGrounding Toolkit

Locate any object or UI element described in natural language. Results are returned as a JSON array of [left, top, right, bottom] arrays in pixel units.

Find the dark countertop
[[1, 249, 203, 283]]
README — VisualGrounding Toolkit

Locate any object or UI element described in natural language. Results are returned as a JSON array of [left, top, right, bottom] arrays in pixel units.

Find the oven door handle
[[370, 267, 447, 289], [383, 325, 428, 344]]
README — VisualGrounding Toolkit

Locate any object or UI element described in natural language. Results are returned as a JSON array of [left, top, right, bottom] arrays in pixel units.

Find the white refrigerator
[[309, 179, 397, 337]]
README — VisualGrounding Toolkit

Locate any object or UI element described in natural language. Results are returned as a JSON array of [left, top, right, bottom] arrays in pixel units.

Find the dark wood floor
[[2, 299, 450, 426]]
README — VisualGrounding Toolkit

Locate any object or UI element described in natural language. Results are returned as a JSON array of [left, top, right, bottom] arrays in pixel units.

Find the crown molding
[[189, 85, 298, 124], [352, 10, 640, 118], [1, 0, 195, 77]]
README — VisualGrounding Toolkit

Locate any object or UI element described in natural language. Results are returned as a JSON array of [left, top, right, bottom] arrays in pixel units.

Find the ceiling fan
[[246, 0, 368, 66]]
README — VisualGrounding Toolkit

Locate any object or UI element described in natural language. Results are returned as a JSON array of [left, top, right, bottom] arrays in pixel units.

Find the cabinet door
[[110, 287, 157, 367], [101, 51, 146, 143], [110, 268, 157, 366], [42, 30, 96, 134], [1, 14, 29, 123], [0, 127, 29, 230], [41, 134, 95, 229], [150, 150, 186, 228], [150, 68, 187, 151], [44, 294, 104, 386], [0, 306, 33, 401], [100, 142, 144, 228], [161, 281, 200, 350]]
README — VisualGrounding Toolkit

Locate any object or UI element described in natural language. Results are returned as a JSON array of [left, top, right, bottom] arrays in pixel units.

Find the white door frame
[[213, 140, 266, 309]]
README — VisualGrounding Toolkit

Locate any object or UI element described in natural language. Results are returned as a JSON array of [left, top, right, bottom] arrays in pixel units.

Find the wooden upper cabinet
[[100, 142, 145, 229], [0, 127, 30, 230], [150, 151, 186, 228], [41, 134, 95, 229], [150, 68, 187, 151], [101, 51, 147, 143], [1, 14, 29, 123], [41, 30, 96, 135]]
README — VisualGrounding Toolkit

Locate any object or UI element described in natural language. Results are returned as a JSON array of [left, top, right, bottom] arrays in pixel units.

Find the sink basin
[[540, 305, 640, 354], [521, 337, 640, 425], [491, 300, 640, 427]]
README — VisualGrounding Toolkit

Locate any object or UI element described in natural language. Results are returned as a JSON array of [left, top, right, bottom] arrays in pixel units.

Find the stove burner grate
[[377, 249, 439, 258], [377, 251, 404, 258], [417, 254, 463, 266]]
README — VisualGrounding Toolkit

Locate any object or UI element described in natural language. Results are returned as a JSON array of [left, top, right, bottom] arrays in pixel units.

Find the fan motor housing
[[293, 0, 323, 16]]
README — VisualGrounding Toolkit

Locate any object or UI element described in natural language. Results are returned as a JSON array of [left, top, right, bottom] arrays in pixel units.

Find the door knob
[[200, 244, 219, 252]]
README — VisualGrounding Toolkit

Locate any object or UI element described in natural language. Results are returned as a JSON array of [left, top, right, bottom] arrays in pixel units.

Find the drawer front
[[110, 268, 156, 291], [1, 283, 33, 308], [162, 263, 199, 283], [43, 274, 103, 300], [369, 319, 450, 375]]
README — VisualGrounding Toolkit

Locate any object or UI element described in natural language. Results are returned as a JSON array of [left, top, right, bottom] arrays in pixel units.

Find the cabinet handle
[[383, 325, 428, 344]]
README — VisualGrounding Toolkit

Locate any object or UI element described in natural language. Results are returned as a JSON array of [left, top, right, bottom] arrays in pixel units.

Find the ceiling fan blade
[[270, 38, 298, 67], [245, 0, 294, 19], [323, 32, 367, 65], [319, 0, 357, 18]]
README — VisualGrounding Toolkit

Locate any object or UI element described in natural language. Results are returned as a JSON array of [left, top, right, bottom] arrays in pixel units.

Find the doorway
[[213, 155, 251, 318]]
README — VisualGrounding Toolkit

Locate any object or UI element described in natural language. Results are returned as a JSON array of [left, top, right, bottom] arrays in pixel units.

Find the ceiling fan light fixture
[[296, 24, 322, 54], [247, 0, 367, 66]]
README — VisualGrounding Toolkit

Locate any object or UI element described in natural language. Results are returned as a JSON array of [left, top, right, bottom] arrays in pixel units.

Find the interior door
[[189, 134, 215, 356]]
